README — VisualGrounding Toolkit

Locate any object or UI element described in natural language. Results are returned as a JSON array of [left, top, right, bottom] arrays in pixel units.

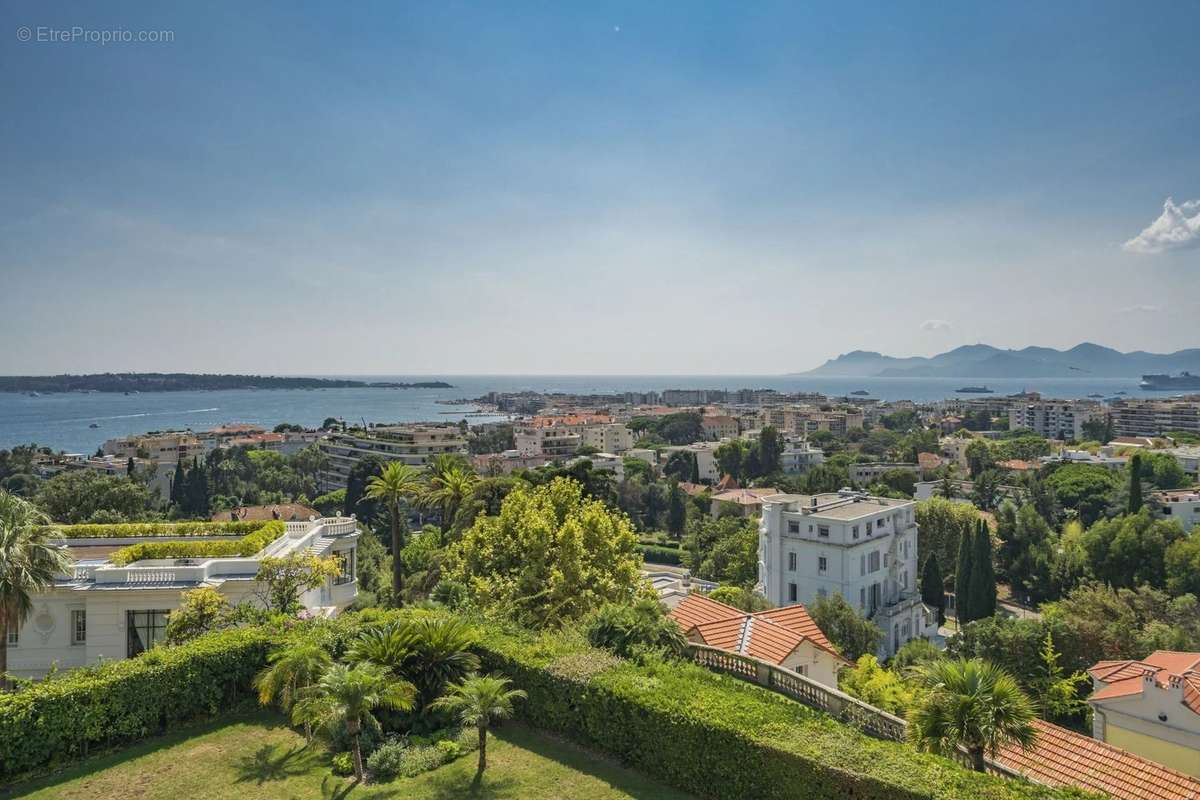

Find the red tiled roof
[[676, 482, 709, 497], [714, 474, 739, 492], [996, 719, 1200, 800], [917, 452, 943, 470], [669, 594, 848, 666], [1088, 651, 1200, 716]]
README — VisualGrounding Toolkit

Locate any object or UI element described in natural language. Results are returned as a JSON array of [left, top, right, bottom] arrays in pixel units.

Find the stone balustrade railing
[[687, 644, 1028, 781]]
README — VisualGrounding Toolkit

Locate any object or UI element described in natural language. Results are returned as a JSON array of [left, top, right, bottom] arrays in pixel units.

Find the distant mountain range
[[797, 343, 1200, 379]]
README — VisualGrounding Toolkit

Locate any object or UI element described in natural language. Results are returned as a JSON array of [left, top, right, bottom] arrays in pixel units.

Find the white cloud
[[1123, 197, 1200, 254], [1117, 303, 1162, 314], [920, 319, 952, 331]]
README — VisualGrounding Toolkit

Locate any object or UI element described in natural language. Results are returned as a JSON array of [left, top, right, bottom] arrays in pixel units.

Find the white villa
[[757, 490, 936, 659], [6, 516, 360, 679]]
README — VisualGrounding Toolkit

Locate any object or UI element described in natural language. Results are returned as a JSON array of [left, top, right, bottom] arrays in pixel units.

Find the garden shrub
[[473, 624, 1092, 800], [331, 751, 355, 776], [0, 626, 275, 781], [109, 521, 285, 565], [637, 544, 683, 565], [366, 738, 409, 781]]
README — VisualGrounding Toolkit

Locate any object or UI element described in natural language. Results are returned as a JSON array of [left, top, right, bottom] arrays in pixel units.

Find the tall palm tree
[[364, 462, 423, 606], [431, 674, 525, 775], [0, 491, 70, 688], [291, 662, 415, 783], [349, 615, 480, 711], [254, 639, 333, 743], [907, 658, 1037, 772], [422, 466, 477, 540]]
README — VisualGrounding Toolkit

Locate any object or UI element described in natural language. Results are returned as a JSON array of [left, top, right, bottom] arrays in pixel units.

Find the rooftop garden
[[106, 520, 286, 565], [46, 519, 279, 539]]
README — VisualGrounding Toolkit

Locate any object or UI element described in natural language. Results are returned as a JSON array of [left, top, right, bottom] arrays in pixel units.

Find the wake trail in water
[[55, 407, 221, 424]]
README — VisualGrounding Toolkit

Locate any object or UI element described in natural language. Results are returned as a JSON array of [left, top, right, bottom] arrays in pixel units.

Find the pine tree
[[954, 517, 975, 624], [921, 553, 945, 625], [126, 456, 136, 478], [1127, 453, 1143, 514], [970, 519, 997, 619]]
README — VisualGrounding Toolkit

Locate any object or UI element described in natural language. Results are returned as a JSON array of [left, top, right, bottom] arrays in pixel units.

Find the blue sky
[[1, 1, 1197, 374]]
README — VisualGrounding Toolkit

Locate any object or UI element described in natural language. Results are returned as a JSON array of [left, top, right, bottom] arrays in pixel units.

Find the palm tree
[[421, 466, 477, 540], [907, 658, 1037, 772], [365, 462, 423, 606], [0, 491, 70, 688], [291, 662, 415, 783], [349, 615, 480, 711], [254, 639, 333, 743], [431, 674, 525, 775]]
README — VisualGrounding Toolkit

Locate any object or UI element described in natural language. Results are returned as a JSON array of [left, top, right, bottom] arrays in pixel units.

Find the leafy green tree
[[892, 637, 942, 672], [878, 468, 917, 497], [255, 639, 334, 742], [757, 426, 784, 475], [713, 440, 746, 483], [840, 655, 918, 715], [366, 462, 424, 606], [706, 585, 772, 611], [343, 456, 384, 525], [965, 439, 994, 477], [35, 470, 155, 523], [1166, 534, 1200, 598], [164, 587, 233, 644], [1081, 510, 1185, 590], [1140, 451, 1186, 489], [907, 659, 1037, 772], [970, 469, 1002, 511], [920, 553, 945, 625], [997, 503, 1057, 603], [1043, 464, 1119, 526], [1041, 582, 1200, 662], [255, 554, 341, 614], [1031, 632, 1089, 725], [292, 662, 416, 782], [0, 491, 71, 685], [915, 498, 977, 578], [809, 592, 882, 661], [431, 674, 526, 775], [444, 478, 646, 628], [683, 515, 759, 587]]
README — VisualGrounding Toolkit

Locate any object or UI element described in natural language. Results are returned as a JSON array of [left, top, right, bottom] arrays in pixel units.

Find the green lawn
[[1, 712, 694, 800]]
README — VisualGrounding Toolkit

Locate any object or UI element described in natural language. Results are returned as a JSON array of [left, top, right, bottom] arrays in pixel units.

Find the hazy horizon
[[3, 2, 1198, 374]]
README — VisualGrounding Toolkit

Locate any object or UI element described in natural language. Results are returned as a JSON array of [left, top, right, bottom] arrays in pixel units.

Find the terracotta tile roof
[[917, 452, 943, 470], [998, 458, 1037, 471], [528, 413, 612, 428], [1088, 651, 1200, 716], [996, 719, 1200, 800], [676, 481, 709, 497], [714, 474, 740, 492], [711, 488, 778, 505], [669, 594, 848, 666]]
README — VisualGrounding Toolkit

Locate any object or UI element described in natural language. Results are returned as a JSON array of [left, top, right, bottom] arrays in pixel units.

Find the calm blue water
[[0, 375, 1154, 453]]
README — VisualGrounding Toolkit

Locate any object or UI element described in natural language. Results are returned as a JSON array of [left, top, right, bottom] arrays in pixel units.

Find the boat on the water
[[956, 386, 994, 394], [1140, 372, 1200, 391], [850, 390, 869, 396]]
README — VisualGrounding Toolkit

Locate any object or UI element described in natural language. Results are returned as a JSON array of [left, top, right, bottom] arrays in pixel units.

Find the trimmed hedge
[[109, 521, 286, 566], [474, 625, 1093, 800], [45, 520, 275, 539], [0, 627, 275, 780], [637, 544, 683, 565]]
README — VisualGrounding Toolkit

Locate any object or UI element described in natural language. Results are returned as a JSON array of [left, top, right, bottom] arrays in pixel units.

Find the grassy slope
[[1, 712, 694, 800]]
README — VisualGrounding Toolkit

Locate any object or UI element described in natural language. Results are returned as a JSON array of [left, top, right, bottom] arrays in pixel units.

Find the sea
[[0, 374, 1165, 454]]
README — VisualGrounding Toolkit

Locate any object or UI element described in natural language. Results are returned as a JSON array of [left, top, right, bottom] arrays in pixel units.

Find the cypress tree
[[666, 484, 687, 539], [971, 519, 997, 619], [1127, 453, 1143, 514], [126, 457, 136, 478], [170, 461, 186, 508], [954, 518, 975, 624], [921, 553, 945, 625], [689, 452, 700, 484]]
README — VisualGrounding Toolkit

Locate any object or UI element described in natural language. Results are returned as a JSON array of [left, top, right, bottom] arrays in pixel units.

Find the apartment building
[[757, 490, 935, 659], [513, 413, 632, 459], [1165, 446, 1200, 480], [700, 414, 740, 441], [781, 443, 825, 474], [1088, 652, 1200, 778], [6, 517, 360, 679], [317, 424, 468, 491], [1110, 398, 1200, 438], [849, 462, 919, 484], [103, 431, 206, 463], [759, 406, 864, 436], [1009, 400, 1104, 440], [1149, 487, 1200, 533]]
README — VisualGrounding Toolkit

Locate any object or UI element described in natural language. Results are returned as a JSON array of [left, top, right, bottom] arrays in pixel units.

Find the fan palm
[[907, 658, 1037, 772], [422, 466, 477, 539], [348, 615, 480, 711], [364, 462, 423, 606], [431, 674, 525, 775], [253, 639, 333, 742], [291, 662, 415, 783], [0, 491, 70, 688]]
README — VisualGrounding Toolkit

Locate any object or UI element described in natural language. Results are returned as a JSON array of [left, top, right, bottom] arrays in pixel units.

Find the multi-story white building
[[757, 490, 935, 659], [103, 431, 207, 463], [781, 443, 825, 474], [579, 422, 635, 454], [760, 406, 864, 436], [318, 424, 468, 491], [513, 414, 632, 459], [1165, 446, 1200, 480], [848, 462, 919, 484], [1009, 400, 1104, 441], [5, 516, 360, 679], [1149, 487, 1200, 533]]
